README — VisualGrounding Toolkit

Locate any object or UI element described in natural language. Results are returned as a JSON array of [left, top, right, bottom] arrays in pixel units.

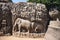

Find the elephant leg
[[12, 26, 14, 33], [18, 24, 21, 33], [28, 30, 29, 33], [26, 28, 29, 33], [12, 26, 15, 35], [35, 27, 37, 32], [27, 30, 29, 34], [13, 22, 16, 32]]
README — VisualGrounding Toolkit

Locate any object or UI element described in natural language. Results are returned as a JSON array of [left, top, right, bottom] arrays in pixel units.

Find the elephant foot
[[27, 31, 29, 34], [18, 31, 20, 33]]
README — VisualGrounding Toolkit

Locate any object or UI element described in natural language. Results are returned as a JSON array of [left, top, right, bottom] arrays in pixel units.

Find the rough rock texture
[[49, 8, 60, 20], [0, 1, 60, 39], [0, 3, 13, 35], [12, 2, 48, 21], [0, 2, 49, 36], [11, 2, 49, 33]]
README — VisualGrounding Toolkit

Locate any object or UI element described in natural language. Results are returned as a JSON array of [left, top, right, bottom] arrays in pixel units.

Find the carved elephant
[[13, 18, 34, 33]]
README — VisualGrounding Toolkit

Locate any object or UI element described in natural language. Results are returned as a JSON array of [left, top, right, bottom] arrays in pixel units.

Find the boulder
[[44, 19, 60, 40]]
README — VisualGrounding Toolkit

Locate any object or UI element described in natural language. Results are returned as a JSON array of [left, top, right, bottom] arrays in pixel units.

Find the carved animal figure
[[34, 22, 44, 33], [13, 18, 34, 33]]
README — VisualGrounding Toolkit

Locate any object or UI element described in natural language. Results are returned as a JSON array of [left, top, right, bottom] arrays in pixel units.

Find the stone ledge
[[13, 32, 45, 38]]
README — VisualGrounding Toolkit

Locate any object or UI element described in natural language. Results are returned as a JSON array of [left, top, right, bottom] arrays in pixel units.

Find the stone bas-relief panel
[[11, 2, 49, 38], [0, 2, 48, 37], [0, 3, 13, 36], [0, 2, 60, 38], [11, 2, 48, 33]]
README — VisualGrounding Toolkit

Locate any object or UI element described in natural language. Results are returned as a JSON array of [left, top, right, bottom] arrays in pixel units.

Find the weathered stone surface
[[45, 27, 60, 40], [0, 3, 13, 35], [49, 8, 60, 20], [11, 2, 49, 33], [0, 1, 60, 39], [0, 2, 49, 36], [44, 19, 60, 40], [11, 2, 48, 21]]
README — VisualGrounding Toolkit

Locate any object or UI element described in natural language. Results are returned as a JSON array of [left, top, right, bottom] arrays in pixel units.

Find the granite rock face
[[0, 1, 60, 38], [0, 2, 49, 35], [0, 2, 13, 35], [11, 2, 49, 33], [44, 19, 60, 40], [49, 8, 60, 20], [45, 27, 60, 40]]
